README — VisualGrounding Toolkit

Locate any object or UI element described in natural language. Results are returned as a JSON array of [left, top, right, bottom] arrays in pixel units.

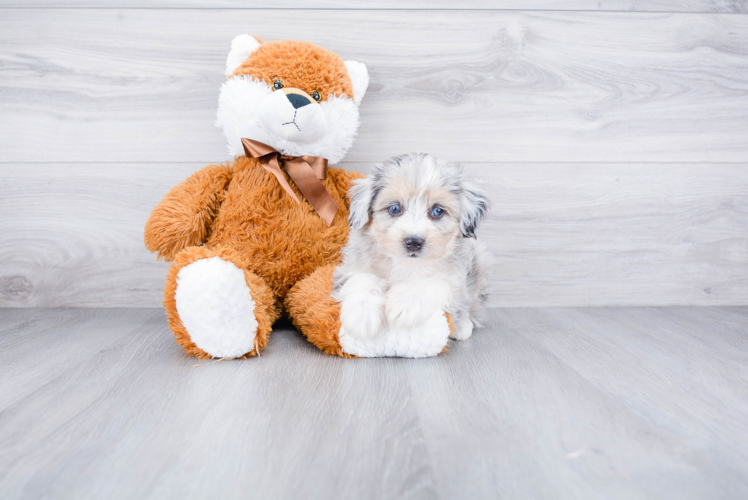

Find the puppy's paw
[[385, 301, 425, 329], [341, 298, 384, 340], [450, 319, 474, 341], [385, 282, 451, 329], [337, 273, 386, 340]]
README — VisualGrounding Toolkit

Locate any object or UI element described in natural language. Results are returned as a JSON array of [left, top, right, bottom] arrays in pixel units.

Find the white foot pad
[[175, 257, 258, 358], [338, 311, 451, 358]]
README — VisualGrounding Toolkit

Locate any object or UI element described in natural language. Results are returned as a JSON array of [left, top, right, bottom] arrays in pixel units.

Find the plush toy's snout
[[282, 88, 316, 109], [257, 87, 328, 143]]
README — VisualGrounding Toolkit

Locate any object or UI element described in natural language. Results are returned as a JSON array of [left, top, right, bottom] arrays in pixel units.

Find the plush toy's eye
[[388, 204, 402, 216], [430, 206, 445, 219], [311, 90, 321, 102], [273, 79, 284, 90]]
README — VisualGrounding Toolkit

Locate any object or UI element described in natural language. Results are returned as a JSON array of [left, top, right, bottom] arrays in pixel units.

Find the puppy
[[333, 153, 491, 342]]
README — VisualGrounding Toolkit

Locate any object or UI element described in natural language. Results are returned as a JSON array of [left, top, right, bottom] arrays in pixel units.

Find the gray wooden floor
[[1, 307, 746, 499]]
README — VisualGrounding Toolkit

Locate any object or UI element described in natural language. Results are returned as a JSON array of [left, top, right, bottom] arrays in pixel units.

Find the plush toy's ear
[[348, 177, 375, 229], [225, 34, 262, 76], [344, 60, 369, 105], [460, 182, 490, 238]]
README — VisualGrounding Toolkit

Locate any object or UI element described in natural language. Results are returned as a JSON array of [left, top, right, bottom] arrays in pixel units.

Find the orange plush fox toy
[[145, 35, 371, 359]]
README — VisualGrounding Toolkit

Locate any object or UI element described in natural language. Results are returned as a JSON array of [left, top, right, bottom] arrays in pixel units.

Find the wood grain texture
[[486, 163, 748, 306], [408, 306, 748, 498], [1, 1, 746, 12], [1, 9, 748, 163], [1, 307, 746, 499], [2, 162, 746, 308]]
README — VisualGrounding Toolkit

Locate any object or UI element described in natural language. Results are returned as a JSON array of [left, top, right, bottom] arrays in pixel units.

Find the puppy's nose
[[286, 92, 312, 109], [404, 236, 425, 253]]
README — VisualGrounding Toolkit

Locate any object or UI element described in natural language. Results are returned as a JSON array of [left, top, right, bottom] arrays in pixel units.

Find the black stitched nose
[[286, 93, 312, 109], [404, 237, 425, 253]]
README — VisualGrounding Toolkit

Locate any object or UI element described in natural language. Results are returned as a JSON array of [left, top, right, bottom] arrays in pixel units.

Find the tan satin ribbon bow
[[241, 138, 339, 226]]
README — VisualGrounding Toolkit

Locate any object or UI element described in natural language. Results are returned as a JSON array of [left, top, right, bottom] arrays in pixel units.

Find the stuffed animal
[[144, 34, 371, 358], [145, 34, 454, 359]]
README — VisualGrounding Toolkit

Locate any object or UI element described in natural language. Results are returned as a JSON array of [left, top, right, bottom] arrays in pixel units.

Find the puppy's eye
[[311, 90, 321, 102], [430, 206, 445, 219], [388, 204, 402, 216], [273, 79, 284, 90]]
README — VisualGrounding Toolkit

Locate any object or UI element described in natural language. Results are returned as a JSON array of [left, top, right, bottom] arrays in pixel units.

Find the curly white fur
[[333, 153, 492, 352], [175, 257, 259, 358], [337, 273, 386, 340]]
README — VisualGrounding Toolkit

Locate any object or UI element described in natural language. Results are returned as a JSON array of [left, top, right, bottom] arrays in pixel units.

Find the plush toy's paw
[[174, 257, 260, 358], [385, 281, 452, 329], [450, 318, 474, 341], [336, 273, 386, 340]]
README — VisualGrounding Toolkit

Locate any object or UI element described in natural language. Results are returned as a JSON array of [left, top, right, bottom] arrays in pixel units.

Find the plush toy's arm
[[144, 163, 233, 261], [331, 168, 366, 211]]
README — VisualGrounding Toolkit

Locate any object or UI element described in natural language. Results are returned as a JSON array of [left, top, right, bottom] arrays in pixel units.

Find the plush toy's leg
[[165, 246, 279, 359], [285, 264, 352, 357], [286, 265, 455, 358]]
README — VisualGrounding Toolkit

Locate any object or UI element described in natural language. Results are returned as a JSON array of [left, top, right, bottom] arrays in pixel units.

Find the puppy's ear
[[460, 183, 490, 238], [348, 177, 375, 230]]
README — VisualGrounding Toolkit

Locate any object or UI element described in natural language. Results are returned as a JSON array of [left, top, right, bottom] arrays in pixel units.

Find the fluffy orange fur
[[285, 264, 354, 357], [144, 164, 232, 262], [233, 40, 354, 101], [206, 156, 363, 299], [146, 156, 363, 357]]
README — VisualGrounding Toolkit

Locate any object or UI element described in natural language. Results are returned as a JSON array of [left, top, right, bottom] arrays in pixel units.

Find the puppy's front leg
[[335, 273, 386, 340], [450, 315, 474, 341], [385, 279, 452, 329]]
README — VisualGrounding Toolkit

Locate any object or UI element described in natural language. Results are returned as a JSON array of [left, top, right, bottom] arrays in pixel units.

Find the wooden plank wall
[[1, 3, 747, 307]]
